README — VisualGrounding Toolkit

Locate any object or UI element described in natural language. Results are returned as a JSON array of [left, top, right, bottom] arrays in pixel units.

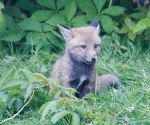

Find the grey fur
[[51, 21, 121, 98]]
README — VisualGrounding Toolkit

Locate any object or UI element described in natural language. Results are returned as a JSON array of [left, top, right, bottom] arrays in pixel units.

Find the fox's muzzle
[[91, 57, 96, 62], [83, 54, 97, 65]]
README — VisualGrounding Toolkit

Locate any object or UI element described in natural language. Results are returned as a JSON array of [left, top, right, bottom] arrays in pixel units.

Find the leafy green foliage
[[1, 30, 26, 42], [100, 15, 113, 34], [18, 19, 42, 32], [0, 0, 150, 124], [0, 47, 150, 124], [37, 0, 56, 9], [65, 0, 77, 22], [93, 0, 106, 12], [0, 0, 149, 54], [0, 0, 127, 54], [31, 10, 53, 21], [0, 2, 6, 37], [119, 6, 150, 46], [134, 18, 150, 33], [101, 6, 125, 16]]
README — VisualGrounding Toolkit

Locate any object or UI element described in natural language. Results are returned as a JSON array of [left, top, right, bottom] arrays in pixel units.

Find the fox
[[51, 20, 120, 98]]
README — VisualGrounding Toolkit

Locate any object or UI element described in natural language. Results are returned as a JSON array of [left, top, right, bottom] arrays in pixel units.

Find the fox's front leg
[[59, 75, 73, 97], [80, 84, 94, 98]]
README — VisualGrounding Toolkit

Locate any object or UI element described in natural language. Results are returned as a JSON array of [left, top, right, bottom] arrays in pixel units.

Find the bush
[[0, 0, 149, 55], [0, 1, 150, 124]]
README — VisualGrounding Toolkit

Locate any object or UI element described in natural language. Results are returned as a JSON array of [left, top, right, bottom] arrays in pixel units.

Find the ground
[[0, 46, 150, 125]]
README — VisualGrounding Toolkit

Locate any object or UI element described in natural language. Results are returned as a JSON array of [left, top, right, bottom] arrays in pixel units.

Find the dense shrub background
[[0, 0, 150, 124], [0, 0, 149, 55]]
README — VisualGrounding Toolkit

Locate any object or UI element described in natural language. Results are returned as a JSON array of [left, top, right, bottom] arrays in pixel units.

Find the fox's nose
[[91, 57, 96, 62]]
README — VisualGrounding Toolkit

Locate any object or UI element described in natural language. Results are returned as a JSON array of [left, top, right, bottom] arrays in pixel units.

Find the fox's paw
[[98, 74, 121, 90]]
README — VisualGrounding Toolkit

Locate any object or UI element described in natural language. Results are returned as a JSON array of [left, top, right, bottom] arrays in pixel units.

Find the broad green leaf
[[112, 33, 121, 44], [65, 0, 77, 22], [129, 12, 146, 19], [56, 0, 69, 10], [41, 101, 57, 120], [26, 32, 50, 49], [51, 111, 70, 123], [0, 10, 6, 37], [36, 38, 50, 51], [120, 25, 130, 33], [46, 13, 66, 26], [147, 11, 150, 18], [40, 64, 47, 73], [1, 30, 26, 42], [7, 98, 16, 109], [133, 19, 150, 33], [58, 98, 80, 109], [72, 100, 85, 110], [37, 0, 55, 10], [25, 32, 41, 45], [15, 98, 23, 111], [144, 28, 150, 36], [2, 80, 28, 89], [93, 0, 106, 12], [20, 81, 29, 89], [124, 17, 135, 30], [100, 15, 113, 33], [32, 73, 49, 85], [86, 13, 101, 22], [84, 93, 100, 101], [86, 13, 98, 21], [39, 102, 48, 113], [45, 32, 64, 49], [21, 69, 35, 83], [71, 112, 80, 125], [60, 88, 77, 99], [76, 0, 97, 14], [71, 15, 87, 27], [31, 10, 54, 21], [4, 6, 21, 18], [128, 31, 136, 41], [17, 0, 36, 11], [136, 6, 146, 13], [0, 2, 4, 9], [0, 69, 16, 87], [51, 30, 63, 40], [5, 15, 18, 30], [43, 24, 55, 32], [18, 18, 42, 32], [101, 35, 111, 48], [24, 84, 33, 102], [101, 6, 125, 16], [0, 91, 9, 102]]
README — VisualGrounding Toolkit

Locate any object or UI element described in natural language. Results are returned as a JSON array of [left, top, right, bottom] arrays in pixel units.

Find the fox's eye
[[81, 45, 87, 49], [94, 44, 99, 49]]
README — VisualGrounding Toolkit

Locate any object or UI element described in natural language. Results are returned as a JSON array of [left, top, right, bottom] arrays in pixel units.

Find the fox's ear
[[90, 20, 100, 33], [57, 24, 74, 40]]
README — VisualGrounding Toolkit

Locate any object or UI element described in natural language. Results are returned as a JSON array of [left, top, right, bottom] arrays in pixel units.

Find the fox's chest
[[68, 64, 95, 96], [69, 64, 93, 82]]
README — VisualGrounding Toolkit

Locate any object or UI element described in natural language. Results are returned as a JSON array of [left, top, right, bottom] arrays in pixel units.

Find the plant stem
[[94, 54, 98, 95], [0, 91, 35, 124], [109, 0, 112, 7]]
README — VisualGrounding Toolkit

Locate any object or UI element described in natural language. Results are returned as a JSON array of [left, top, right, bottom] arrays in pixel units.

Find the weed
[[0, 46, 150, 124]]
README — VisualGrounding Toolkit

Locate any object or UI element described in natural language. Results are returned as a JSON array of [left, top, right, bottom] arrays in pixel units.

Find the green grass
[[0, 47, 150, 125]]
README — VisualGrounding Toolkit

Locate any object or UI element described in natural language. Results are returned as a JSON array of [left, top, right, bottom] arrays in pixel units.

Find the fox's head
[[58, 21, 101, 65]]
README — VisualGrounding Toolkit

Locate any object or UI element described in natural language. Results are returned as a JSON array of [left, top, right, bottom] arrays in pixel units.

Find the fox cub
[[51, 21, 120, 98]]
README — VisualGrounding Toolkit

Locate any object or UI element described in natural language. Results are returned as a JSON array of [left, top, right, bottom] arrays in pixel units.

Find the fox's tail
[[98, 74, 121, 90]]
